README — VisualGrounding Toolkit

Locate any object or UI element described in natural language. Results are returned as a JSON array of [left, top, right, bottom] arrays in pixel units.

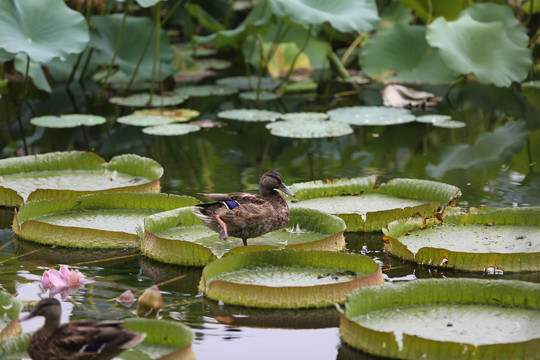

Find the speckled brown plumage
[[193, 171, 295, 246]]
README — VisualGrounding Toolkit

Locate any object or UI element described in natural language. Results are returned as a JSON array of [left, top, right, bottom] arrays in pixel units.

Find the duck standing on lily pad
[[193, 171, 295, 246]]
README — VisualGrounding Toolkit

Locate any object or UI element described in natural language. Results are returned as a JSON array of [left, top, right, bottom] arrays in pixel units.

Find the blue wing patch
[[222, 200, 240, 209]]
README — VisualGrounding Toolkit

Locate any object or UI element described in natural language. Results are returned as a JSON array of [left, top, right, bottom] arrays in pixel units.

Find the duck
[[21, 298, 146, 360], [193, 170, 295, 246]]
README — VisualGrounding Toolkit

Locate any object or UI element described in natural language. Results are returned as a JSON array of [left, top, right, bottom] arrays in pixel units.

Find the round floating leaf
[[142, 123, 201, 136], [117, 115, 174, 127], [328, 106, 416, 126], [416, 114, 452, 124], [216, 76, 278, 90], [268, 0, 379, 34], [426, 14, 531, 87], [109, 93, 188, 107], [280, 112, 329, 121], [30, 114, 106, 128], [290, 176, 461, 232], [141, 207, 346, 267], [197, 58, 232, 70], [133, 108, 200, 122], [200, 249, 383, 308], [0, 0, 89, 63], [239, 91, 280, 101], [383, 206, 540, 272], [433, 120, 466, 128], [0, 151, 164, 206], [340, 278, 540, 359], [174, 85, 238, 97], [13, 192, 199, 249], [218, 109, 281, 122], [266, 119, 353, 138]]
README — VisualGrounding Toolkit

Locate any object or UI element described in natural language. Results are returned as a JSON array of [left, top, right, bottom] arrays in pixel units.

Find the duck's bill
[[280, 183, 295, 197]]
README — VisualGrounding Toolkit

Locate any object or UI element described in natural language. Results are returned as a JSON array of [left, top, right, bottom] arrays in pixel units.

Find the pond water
[[1, 82, 539, 359]]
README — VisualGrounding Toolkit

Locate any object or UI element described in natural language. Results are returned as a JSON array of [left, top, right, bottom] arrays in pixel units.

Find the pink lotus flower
[[38, 265, 86, 298]]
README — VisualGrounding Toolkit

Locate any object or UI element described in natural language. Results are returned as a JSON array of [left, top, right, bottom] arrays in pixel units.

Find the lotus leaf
[[397, 0, 465, 21], [218, 109, 281, 122], [280, 112, 329, 121], [0, 0, 89, 63], [239, 91, 281, 101], [13, 192, 199, 249], [0, 48, 15, 63], [216, 76, 279, 90], [362, 24, 458, 84], [0, 151, 163, 206], [426, 14, 531, 87], [14, 54, 51, 93], [290, 177, 461, 232], [31, 114, 107, 128], [340, 278, 540, 359], [383, 206, 540, 272], [200, 249, 383, 308], [174, 85, 238, 97], [109, 93, 188, 107], [142, 123, 201, 136], [268, 0, 379, 35], [266, 119, 353, 138], [117, 115, 173, 127], [521, 80, 540, 111], [141, 207, 346, 266], [328, 106, 416, 126]]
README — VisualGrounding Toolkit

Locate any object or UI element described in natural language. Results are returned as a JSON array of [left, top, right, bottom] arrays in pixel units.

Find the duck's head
[[260, 171, 295, 197], [21, 298, 62, 328]]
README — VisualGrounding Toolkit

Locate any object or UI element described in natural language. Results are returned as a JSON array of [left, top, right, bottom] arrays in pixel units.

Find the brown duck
[[22, 298, 146, 360], [193, 171, 295, 246]]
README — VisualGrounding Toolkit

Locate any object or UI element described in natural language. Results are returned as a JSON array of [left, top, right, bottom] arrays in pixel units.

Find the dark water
[[1, 82, 539, 359]]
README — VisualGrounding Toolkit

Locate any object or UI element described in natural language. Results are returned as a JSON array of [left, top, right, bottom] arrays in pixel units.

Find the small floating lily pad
[[197, 58, 232, 70], [117, 115, 174, 127], [216, 76, 278, 90], [280, 112, 329, 121], [142, 123, 201, 136], [415, 114, 452, 123], [141, 207, 346, 267], [30, 114, 106, 128], [266, 119, 353, 138], [383, 206, 540, 271], [0, 151, 164, 206], [289, 176, 461, 232], [12, 192, 199, 249], [199, 249, 383, 308], [328, 106, 416, 126], [217, 109, 281, 122], [340, 278, 540, 359], [433, 120, 467, 128], [239, 91, 280, 101], [174, 85, 238, 97], [133, 108, 200, 122], [109, 93, 188, 107]]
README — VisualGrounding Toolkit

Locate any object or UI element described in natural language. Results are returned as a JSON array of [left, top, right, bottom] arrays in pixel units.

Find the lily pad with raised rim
[[109, 93, 188, 107], [289, 176, 461, 232], [30, 114, 106, 128], [141, 207, 347, 267], [0, 151, 164, 206], [266, 119, 353, 138], [328, 106, 416, 126], [339, 278, 540, 359], [13, 193, 199, 249], [218, 109, 281, 122], [142, 123, 201, 136], [199, 249, 383, 308], [382, 206, 540, 272]]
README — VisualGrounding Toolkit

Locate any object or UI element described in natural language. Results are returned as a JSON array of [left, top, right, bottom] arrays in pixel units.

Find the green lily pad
[[218, 109, 281, 122], [268, 0, 379, 35], [141, 207, 347, 267], [415, 114, 452, 123], [30, 114, 106, 128], [142, 123, 201, 136], [426, 13, 531, 87], [133, 108, 200, 122], [266, 119, 353, 138], [216, 76, 278, 90], [340, 278, 540, 359], [0, 151, 164, 206], [0, 291, 23, 342], [383, 206, 540, 272], [109, 93, 188, 107], [0, 0, 89, 63], [13, 192, 199, 249], [199, 249, 383, 308], [280, 112, 329, 121], [239, 91, 281, 101], [117, 115, 174, 127], [174, 85, 238, 97], [289, 176, 461, 232], [196, 58, 232, 70], [433, 120, 467, 128], [328, 106, 416, 126]]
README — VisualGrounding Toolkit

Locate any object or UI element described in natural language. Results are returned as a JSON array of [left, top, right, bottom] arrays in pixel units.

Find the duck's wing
[[200, 192, 266, 205], [219, 201, 275, 227]]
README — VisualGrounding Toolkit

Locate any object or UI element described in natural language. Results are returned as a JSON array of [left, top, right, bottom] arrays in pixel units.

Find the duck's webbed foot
[[215, 215, 228, 240]]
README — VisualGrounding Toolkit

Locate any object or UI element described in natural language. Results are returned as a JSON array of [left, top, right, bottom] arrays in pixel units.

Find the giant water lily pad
[[339, 278, 540, 359], [289, 176, 461, 232], [328, 106, 416, 126], [199, 249, 383, 308], [218, 109, 281, 122], [383, 206, 540, 272], [0, 151, 164, 207], [13, 193, 199, 249], [141, 207, 346, 267], [30, 114, 106, 128], [266, 119, 353, 138]]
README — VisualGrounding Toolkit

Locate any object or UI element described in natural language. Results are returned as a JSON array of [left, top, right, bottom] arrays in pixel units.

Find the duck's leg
[[242, 239, 248, 246], [215, 215, 228, 240]]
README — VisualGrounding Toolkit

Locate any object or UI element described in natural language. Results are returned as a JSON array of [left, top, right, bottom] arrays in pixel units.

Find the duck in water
[[193, 171, 295, 246]]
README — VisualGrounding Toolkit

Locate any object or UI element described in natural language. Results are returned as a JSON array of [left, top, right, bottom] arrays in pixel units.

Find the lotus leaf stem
[[16, 54, 31, 155], [149, 2, 164, 104], [276, 24, 312, 90]]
